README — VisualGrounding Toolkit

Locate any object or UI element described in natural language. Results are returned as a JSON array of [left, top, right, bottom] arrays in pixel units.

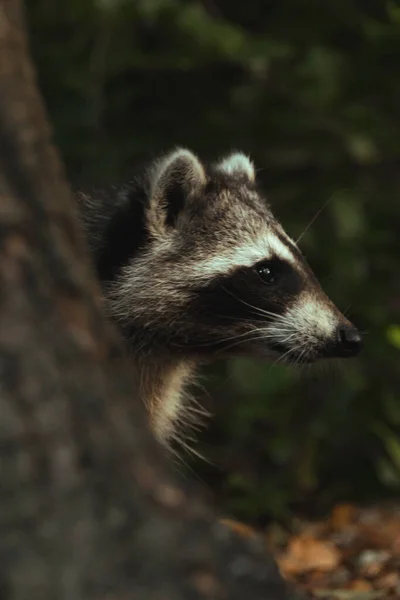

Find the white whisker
[[296, 197, 333, 244], [221, 285, 289, 323]]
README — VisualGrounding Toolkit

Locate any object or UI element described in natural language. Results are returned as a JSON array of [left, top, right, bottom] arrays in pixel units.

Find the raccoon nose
[[336, 324, 363, 357]]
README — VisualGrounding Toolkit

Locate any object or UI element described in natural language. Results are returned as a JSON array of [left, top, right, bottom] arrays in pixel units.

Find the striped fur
[[78, 148, 361, 448]]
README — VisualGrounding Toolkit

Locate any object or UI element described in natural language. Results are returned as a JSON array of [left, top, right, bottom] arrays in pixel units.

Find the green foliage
[[27, 0, 400, 520]]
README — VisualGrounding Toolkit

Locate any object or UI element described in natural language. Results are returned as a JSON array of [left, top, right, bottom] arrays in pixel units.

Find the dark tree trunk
[[0, 2, 305, 599]]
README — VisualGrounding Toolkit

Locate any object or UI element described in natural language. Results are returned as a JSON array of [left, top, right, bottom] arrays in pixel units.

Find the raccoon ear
[[216, 152, 255, 183], [149, 148, 206, 233]]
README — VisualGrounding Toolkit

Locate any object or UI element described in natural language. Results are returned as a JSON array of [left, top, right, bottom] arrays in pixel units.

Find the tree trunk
[[0, 2, 304, 598]]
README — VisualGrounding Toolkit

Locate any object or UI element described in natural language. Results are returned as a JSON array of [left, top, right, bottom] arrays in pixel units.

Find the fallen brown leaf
[[330, 504, 357, 531], [375, 571, 400, 590], [279, 535, 341, 575], [347, 579, 373, 591]]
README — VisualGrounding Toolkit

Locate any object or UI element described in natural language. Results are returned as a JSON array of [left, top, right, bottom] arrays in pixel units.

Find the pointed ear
[[148, 148, 206, 234], [216, 152, 255, 183]]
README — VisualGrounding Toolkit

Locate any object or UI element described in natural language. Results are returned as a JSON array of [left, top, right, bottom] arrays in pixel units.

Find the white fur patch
[[284, 293, 337, 338], [216, 152, 255, 181], [193, 230, 296, 278], [151, 362, 194, 443]]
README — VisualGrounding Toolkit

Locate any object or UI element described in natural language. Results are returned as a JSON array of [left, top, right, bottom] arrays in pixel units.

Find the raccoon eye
[[256, 262, 277, 284]]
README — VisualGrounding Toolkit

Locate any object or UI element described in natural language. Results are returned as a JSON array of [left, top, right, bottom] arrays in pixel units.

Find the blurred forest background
[[27, 0, 400, 523]]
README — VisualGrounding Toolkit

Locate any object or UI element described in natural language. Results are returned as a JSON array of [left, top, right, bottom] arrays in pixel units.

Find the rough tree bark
[[0, 2, 305, 599]]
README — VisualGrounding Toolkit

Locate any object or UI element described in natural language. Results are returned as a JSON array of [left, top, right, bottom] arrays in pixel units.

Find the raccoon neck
[[132, 354, 197, 445]]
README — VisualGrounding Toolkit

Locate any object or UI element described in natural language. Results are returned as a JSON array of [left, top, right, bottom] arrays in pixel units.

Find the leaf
[[387, 324, 400, 349], [346, 135, 378, 164], [279, 535, 340, 575], [348, 580, 373, 591], [374, 422, 400, 474], [330, 503, 356, 530], [314, 591, 384, 599]]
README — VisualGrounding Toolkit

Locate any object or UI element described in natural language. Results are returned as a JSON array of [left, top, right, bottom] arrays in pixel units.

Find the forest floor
[[222, 503, 400, 599]]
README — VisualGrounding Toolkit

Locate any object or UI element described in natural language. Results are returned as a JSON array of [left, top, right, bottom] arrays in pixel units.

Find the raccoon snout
[[326, 323, 363, 358]]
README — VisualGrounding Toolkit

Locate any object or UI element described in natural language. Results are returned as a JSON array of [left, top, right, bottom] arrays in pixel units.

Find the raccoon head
[[107, 148, 362, 366]]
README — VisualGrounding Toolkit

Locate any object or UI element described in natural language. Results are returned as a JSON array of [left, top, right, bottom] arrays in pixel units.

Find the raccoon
[[77, 148, 362, 446]]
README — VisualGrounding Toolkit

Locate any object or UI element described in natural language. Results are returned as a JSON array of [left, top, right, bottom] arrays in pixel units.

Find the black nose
[[335, 324, 363, 357]]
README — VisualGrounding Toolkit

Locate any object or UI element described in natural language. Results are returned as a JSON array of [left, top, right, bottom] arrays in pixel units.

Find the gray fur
[[78, 148, 362, 448]]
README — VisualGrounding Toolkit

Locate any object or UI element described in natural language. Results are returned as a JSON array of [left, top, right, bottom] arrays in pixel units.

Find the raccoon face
[[108, 149, 362, 365]]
